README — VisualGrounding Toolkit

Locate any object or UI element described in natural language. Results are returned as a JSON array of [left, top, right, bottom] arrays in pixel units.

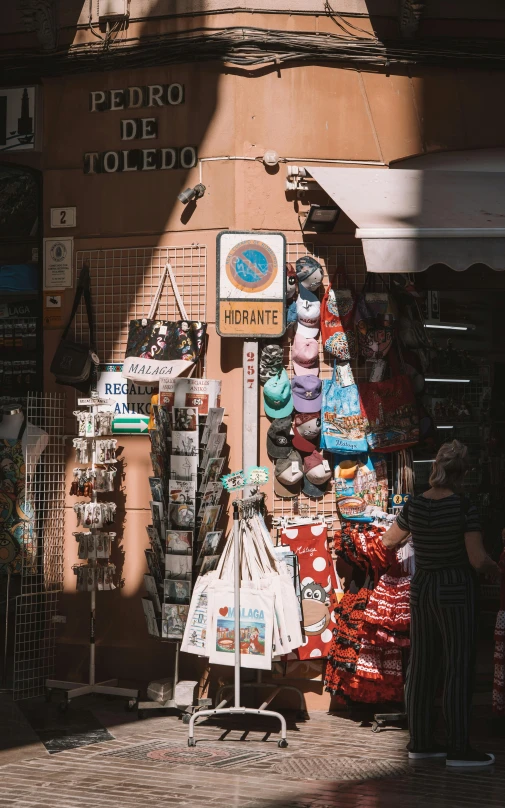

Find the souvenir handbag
[[320, 363, 369, 455], [320, 266, 356, 361], [359, 372, 419, 453], [50, 264, 99, 393], [123, 262, 206, 383], [334, 452, 389, 512], [354, 275, 396, 361]]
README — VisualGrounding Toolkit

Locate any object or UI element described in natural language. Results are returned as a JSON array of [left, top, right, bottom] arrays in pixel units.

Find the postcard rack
[[46, 398, 139, 710]]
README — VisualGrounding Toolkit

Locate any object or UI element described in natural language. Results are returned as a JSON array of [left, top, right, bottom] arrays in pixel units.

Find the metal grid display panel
[[13, 393, 66, 700], [271, 245, 392, 536], [75, 246, 207, 365]]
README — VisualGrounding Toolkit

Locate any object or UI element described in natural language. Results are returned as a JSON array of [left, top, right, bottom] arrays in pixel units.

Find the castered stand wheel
[[278, 739, 288, 749], [188, 738, 196, 747], [182, 713, 191, 725], [371, 721, 381, 733]]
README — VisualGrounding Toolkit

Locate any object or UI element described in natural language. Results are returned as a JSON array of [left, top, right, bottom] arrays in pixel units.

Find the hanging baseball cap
[[291, 375, 322, 413], [293, 411, 321, 452], [298, 282, 319, 303], [292, 334, 319, 377], [274, 449, 303, 498], [286, 299, 298, 325], [295, 256, 323, 284], [267, 416, 293, 459], [296, 297, 321, 329], [296, 321, 319, 340], [263, 369, 293, 419], [259, 344, 284, 384], [303, 450, 332, 498]]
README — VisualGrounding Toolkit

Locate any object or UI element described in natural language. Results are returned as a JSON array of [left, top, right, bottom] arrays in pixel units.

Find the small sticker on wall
[[43, 291, 64, 328]]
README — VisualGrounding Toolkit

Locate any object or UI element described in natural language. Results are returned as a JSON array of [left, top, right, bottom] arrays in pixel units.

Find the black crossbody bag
[[50, 264, 99, 393]]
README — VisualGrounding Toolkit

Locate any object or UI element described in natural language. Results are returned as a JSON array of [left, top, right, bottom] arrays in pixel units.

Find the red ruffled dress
[[493, 549, 505, 716], [325, 522, 412, 704]]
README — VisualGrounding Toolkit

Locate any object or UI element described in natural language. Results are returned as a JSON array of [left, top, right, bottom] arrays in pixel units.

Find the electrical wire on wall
[[2, 23, 505, 80]]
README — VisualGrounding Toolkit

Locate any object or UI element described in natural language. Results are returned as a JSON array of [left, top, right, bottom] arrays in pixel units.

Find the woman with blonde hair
[[382, 440, 500, 768]]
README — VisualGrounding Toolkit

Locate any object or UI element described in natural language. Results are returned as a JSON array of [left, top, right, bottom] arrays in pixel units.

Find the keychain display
[[74, 411, 113, 437], [74, 501, 116, 528], [74, 562, 116, 591], [70, 467, 117, 495], [74, 531, 115, 560]]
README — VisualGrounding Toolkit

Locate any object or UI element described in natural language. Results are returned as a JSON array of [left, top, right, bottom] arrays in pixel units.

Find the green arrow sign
[[112, 416, 149, 434]]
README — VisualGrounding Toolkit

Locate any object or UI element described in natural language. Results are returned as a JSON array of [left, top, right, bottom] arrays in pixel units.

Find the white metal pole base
[[187, 705, 288, 748]]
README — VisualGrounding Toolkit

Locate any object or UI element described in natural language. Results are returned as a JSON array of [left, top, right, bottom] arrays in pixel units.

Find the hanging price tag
[[221, 470, 247, 492]]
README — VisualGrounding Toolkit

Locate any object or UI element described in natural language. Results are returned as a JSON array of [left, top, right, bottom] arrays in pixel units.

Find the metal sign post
[[243, 341, 259, 497]]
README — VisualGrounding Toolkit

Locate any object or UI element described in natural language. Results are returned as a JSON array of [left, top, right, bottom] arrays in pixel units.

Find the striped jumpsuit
[[396, 494, 480, 755]]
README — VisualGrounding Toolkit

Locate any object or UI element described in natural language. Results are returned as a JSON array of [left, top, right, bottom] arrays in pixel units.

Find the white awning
[[308, 149, 505, 273]]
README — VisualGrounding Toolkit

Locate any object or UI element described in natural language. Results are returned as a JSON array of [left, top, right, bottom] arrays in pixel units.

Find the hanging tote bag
[[321, 267, 356, 361], [354, 275, 396, 361], [50, 264, 100, 393], [123, 262, 206, 383], [320, 363, 368, 455], [359, 373, 419, 453]]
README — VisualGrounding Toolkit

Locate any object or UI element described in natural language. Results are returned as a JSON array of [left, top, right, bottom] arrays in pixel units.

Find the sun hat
[[291, 375, 322, 413], [267, 416, 293, 459], [296, 297, 321, 328], [274, 449, 303, 498], [263, 369, 293, 419], [293, 412, 321, 452], [292, 334, 319, 377]]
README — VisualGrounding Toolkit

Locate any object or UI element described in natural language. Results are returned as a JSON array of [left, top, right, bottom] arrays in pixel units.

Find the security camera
[[177, 184, 206, 204]]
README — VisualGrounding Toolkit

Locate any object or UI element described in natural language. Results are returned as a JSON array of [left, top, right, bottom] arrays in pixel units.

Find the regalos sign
[[216, 231, 286, 338], [83, 84, 197, 174]]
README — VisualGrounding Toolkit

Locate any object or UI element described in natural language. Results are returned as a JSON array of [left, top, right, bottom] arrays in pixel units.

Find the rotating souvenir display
[[46, 399, 139, 710]]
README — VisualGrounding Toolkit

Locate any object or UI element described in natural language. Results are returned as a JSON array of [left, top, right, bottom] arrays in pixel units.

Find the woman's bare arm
[[381, 521, 410, 549], [465, 531, 501, 581]]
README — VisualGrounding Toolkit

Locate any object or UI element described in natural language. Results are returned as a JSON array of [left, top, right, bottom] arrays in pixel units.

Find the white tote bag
[[181, 571, 218, 656], [208, 581, 274, 671]]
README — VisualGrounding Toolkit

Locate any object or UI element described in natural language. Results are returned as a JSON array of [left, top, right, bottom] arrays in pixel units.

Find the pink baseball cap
[[292, 334, 319, 377]]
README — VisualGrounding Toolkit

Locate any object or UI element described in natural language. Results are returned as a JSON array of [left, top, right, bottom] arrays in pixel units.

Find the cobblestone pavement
[[0, 702, 504, 808]]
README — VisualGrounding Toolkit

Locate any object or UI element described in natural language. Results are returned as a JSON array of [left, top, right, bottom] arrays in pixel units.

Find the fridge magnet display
[[166, 529, 192, 555], [200, 555, 220, 574], [165, 554, 192, 580], [171, 454, 198, 481], [164, 579, 191, 604], [169, 501, 196, 529], [144, 574, 162, 612], [172, 431, 199, 456], [197, 530, 223, 563], [149, 477, 164, 503], [173, 407, 198, 431], [162, 604, 189, 640], [142, 598, 160, 637]]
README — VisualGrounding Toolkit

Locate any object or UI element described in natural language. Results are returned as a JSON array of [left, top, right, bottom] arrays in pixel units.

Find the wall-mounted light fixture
[[302, 204, 340, 233], [177, 184, 206, 205]]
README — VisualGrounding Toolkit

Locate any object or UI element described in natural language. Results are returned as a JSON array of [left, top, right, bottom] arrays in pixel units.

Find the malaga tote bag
[[123, 262, 206, 383]]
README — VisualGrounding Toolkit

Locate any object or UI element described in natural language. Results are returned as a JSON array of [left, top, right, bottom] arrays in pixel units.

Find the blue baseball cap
[[263, 369, 294, 419]]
